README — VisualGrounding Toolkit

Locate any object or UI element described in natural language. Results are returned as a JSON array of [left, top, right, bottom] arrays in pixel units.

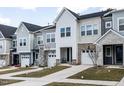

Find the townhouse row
[[0, 8, 124, 67]]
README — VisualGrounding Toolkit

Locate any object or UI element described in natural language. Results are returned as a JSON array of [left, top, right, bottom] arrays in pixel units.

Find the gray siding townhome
[[33, 25, 56, 67], [0, 24, 17, 66], [95, 9, 124, 66], [11, 22, 43, 67]]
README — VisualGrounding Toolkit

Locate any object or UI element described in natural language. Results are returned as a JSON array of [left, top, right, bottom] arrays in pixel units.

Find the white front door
[[81, 50, 93, 65], [48, 52, 56, 67], [21, 54, 30, 67]]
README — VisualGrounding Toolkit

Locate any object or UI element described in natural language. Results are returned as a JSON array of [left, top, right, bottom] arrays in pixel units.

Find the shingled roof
[[22, 22, 43, 32], [66, 8, 113, 20], [0, 24, 17, 38]]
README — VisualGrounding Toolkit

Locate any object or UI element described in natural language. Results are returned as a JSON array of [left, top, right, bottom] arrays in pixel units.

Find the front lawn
[[0, 67, 34, 75], [14, 66, 70, 78], [45, 82, 99, 86], [0, 79, 23, 86], [68, 67, 124, 81]]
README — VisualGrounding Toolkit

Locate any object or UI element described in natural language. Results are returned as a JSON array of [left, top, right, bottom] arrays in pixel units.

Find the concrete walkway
[[117, 77, 124, 86], [4, 65, 92, 86], [58, 79, 119, 86]]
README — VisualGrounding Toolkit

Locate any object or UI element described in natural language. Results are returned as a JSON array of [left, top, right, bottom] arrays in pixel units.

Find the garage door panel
[[48, 52, 56, 67], [21, 55, 30, 67], [81, 50, 93, 65]]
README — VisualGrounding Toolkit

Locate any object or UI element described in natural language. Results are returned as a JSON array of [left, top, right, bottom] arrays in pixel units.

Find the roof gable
[[22, 22, 43, 32], [95, 29, 124, 44], [54, 7, 78, 23], [0, 24, 17, 38]]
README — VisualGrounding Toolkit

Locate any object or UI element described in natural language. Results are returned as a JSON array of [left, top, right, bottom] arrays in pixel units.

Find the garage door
[[48, 52, 56, 67], [21, 55, 30, 67], [81, 50, 93, 65]]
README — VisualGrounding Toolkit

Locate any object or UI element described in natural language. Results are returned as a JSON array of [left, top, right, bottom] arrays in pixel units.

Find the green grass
[[0, 79, 23, 86], [68, 67, 124, 81], [14, 66, 70, 78], [45, 82, 100, 86], [0, 67, 34, 75]]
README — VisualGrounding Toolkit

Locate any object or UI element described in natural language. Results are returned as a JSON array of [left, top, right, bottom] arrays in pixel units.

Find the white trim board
[[94, 29, 124, 44]]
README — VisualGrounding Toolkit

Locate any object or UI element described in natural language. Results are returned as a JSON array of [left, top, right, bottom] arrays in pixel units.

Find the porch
[[103, 44, 123, 65], [60, 47, 72, 64]]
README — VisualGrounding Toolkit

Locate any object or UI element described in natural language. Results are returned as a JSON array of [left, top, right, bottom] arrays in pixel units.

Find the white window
[[119, 18, 124, 31], [60, 28, 65, 37], [47, 34, 50, 43], [23, 39, 26, 46], [66, 27, 71, 37], [105, 47, 111, 57], [19, 38, 26, 46], [86, 25, 92, 35], [93, 24, 98, 35], [12, 40, 17, 47], [105, 21, 112, 28], [37, 36, 43, 45], [81, 26, 85, 36], [20, 39, 23, 46], [51, 34, 55, 42], [47, 33, 55, 43]]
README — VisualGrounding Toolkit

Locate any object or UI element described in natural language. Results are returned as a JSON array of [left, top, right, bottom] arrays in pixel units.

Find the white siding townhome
[[1, 7, 124, 68], [54, 7, 112, 65]]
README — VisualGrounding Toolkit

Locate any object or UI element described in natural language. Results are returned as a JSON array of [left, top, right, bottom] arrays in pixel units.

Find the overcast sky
[[0, 7, 107, 27]]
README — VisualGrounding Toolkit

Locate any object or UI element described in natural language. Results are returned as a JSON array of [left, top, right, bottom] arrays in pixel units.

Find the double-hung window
[[20, 39, 23, 46], [37, 36, 43, 45], [60, 28, 65, 37], [81, 26, 85, 36], [12, 40, 17, 47], [66, 27, 71, 37], [23, 39, 26, 46], [47, 34, 50, 43], [93, 24, 98, 35], [19, 38, 26, 46], [119, 18, 124, 31], [86, 25, 92, 35], [51, 34, 55, 42]]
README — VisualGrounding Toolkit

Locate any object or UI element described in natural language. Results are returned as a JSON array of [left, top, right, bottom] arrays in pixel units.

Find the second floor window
[[119, 18, 124, 31], [19, 38, 26, 46], [47, 34, 50, 43], [37, 36, 43, 45], [51, 34, 55, 42], [86, 25, 92, 35], [23, 39, 26, 46], [60, 28, 65, 37], [93, 24, 98, 35], [66, 27, 71, 37], [105, 21, 112, 28], [81, 26, 85, 36], [20, 39, 22, 46], [12, 40, 17, 47]]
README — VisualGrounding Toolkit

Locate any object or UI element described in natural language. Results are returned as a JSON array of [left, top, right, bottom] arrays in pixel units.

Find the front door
[[104, 46, 112, 65], [116, 45, 123, 65], [13, 54, 19, 65]]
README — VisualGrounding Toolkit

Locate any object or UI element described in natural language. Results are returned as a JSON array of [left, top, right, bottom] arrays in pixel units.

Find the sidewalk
[[6, 65, 92, 86], [58, 79, 119, 86]]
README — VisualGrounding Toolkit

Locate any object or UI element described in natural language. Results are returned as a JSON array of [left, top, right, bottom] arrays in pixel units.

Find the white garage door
[[48, 52, 56, 67], [81, 50, 93, 65], [21, 55, 30, 67]]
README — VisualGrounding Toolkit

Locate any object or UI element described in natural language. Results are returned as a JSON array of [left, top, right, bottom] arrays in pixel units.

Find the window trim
[[80, 25, 85, 36], [66, 27, 71, 37], [19, 38, 27, 46], [46, 33, 55, 43], [118, 17, 124, 32], [105, 21, 112, 28], [105, 46, 112, 57], [12, 40, 17, 48], [37, 36, 43, 45], [60, 28, 65, 37]]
